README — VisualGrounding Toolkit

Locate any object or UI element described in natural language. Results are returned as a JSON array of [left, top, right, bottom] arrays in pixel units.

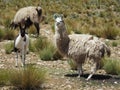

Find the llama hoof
[[86, 78, 90, 81], [77, 75, 81, 78], [86, 74, 93, 81]]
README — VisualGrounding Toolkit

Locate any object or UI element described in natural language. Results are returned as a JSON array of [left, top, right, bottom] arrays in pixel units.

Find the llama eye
[[56, 22, 60, 25]]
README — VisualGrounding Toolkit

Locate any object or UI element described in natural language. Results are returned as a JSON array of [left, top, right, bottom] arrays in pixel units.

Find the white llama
[[13, 25, 29, 67], [54, 14, 111, 80]]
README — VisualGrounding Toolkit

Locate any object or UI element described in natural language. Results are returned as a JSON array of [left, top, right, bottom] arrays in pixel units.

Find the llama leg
[[23, 49, 26, 66], [20, 51, 23, 67], [15, 51, 18, 67], [21, 47, 25, 67], [86, 62, 97, 80], [77, 64, 83, 78], [34, 23, 40, 36]]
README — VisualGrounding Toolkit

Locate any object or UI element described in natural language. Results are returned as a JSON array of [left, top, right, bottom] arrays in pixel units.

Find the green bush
[[9, 66, 46, 90], [34, 36, 48, 52], [39, 43, 56, 60], [4, 42, 14, 54], [32, 36, 62, 60], [4, 29, 16, 40], [102, 58, 120, 75], [0, 69, 10, 85], [29, 39, 36, 52], [28, 26, 37, 35], [67, 59, 77, 70], [0, 29, 5, 41], [112, 41, 118, 47]]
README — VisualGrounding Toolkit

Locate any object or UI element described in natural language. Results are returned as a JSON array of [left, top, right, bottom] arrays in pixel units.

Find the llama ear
[[60, 14, 64, 18], [53, 14, 58, 19]]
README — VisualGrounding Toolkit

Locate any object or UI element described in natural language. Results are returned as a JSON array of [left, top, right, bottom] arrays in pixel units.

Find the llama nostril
[[57, 22, 60, 25]]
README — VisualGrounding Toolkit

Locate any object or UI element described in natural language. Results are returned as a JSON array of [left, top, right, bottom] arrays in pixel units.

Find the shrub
[[67, 59, 77, 70], [4, 28, 16, 40], [4, 42, 14, 54], [102, 58, 120, 75], [112, 41, 118, 47], [4, 18, 11, 28], [34, 36, 48, 52], [39, 43, 56, 60], [28, 26, 36, 35], [0, 29, 5, 41], [0, 69, 10, 85], [101, 24, 119, 39], [9, 66, 46, 90], [33, 36, 62, 60], [29, 39, 36, 52]]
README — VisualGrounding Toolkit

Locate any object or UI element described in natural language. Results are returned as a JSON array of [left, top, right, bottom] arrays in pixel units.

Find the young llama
[[13, 25, 29, 67]]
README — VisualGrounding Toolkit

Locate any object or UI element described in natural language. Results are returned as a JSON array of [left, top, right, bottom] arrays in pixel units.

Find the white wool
[[14, 6, 41, 23], [14, 33, 29, 67], [15, 34, 29, 51]]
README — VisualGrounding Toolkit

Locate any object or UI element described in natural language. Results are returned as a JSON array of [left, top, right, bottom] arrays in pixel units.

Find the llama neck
[[55, 27, 70, 56], [18, 34, 26, 42]]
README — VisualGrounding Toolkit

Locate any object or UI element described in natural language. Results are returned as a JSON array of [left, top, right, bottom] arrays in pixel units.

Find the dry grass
[[9, 66, 46, 90], [0, 0, 120, 39]]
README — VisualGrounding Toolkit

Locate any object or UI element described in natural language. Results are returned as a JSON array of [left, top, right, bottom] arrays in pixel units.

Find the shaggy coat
[[54, 15, 110, 80], [10, 6, 43, 36]]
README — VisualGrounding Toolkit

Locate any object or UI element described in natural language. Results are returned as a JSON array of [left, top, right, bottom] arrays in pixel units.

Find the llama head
[[19, 25, 26, 37], [53, 14, 65, 30], [36, 6, 42, 16], [20, 28, 26, 37]]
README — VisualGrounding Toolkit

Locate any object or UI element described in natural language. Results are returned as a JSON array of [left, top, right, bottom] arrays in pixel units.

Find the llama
[[10, 6, 43, 36], [53, 14, 111, 80], [13, 25, 29, 67]]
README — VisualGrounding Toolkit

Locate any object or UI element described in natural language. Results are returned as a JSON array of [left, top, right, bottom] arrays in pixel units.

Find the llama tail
[[105, 44, 111, 57], [102, 44, 111, 57], [9, 21, 18, 29]]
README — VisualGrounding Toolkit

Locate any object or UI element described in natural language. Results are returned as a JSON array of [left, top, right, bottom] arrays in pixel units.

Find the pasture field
[[0, 0, 120, 90]]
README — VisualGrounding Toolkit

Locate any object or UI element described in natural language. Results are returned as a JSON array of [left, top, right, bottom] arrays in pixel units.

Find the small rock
[[114, 81, 118, 84]]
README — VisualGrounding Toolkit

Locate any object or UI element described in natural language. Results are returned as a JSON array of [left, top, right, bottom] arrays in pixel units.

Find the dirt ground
[[0, 25, 120, 90]]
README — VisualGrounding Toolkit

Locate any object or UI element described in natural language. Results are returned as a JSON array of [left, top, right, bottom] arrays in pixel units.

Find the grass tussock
[[30, 36, 61, 60], [3, 29, 16, 40], [0, 29, 5, 41], [0, 69, 10, 85], [28, 26, 37, 35], [0, 28, 16, 41], [34, 36, 48, 52], [4, 41, 14, 54], [29, 39, 36, 52], [0, 66, 46, 89], [39, 43, 56, 60], [9, 67, 46, 89], [67, 59, 77, 70], [102, 58, 120, 75]]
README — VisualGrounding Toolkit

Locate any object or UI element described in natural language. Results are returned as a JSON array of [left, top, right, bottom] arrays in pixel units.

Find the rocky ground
[[0, 25, 120, 90]]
